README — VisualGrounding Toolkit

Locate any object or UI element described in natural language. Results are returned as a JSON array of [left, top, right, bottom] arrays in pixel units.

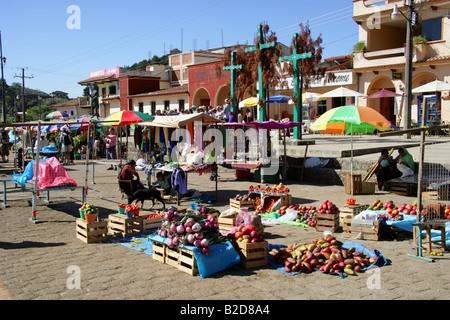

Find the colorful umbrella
[[239, 97, 259, 108], [310, 105, 396, 173], [101, 110, 154, 126], [364, 89, 403, 99], [45, 111, 70, 119]]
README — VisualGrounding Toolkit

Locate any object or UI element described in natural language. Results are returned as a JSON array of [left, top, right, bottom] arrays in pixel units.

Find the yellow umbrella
[[239, 97, 259, 108]]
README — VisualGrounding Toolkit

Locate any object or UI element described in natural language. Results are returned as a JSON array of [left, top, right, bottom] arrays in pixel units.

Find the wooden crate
[[390, 183, 416, 196], [151, 240, 166, 263], [76, 218, 108, 244], [361, 181, 376, 195], [218, 213, 237, 234], [142, 216, 165, 231], [338, 204, 369, 222], [345, 174, 362, 195], [315, 212, 339, 232], [165, 245, 199, 276], [108, 214, 143, 238], [342, 217, 380, 241], [235, 241, 268, 269], [230, 199, 255, 210]]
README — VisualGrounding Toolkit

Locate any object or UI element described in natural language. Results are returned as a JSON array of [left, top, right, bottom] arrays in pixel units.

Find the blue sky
[[0, 0, 357, 98]]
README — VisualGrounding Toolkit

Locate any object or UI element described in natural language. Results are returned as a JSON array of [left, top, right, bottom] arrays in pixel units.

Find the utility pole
[[0, 31, 6, 124], [14, 68, 33, 122]]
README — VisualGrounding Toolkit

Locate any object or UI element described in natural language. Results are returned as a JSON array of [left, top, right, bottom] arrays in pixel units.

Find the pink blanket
[[30, 157, 77, 189]]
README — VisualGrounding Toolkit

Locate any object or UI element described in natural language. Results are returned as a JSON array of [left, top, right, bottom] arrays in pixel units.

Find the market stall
[[138, 113, 223, 205], [210, 121, 307, 183]]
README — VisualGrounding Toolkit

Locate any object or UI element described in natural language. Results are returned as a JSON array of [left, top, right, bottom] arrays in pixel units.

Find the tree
[[281, 22, 331, 139], [216, 22, 282, 119]]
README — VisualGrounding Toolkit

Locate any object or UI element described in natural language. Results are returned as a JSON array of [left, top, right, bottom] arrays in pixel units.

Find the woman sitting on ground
[[375, 149, 401, 191]]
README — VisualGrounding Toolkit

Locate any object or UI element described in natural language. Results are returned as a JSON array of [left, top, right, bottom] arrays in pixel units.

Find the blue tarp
[[370, 210, 450, 246], [268, 241, 388, 278], [110, 232, 241, 279]]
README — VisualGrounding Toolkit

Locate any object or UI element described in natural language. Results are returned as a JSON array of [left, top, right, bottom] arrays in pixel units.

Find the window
[[422, 18, 442, 42], [179, 99, 185, 112], [318, 100, 327, 116], [164, 100, 170, 111], [138, 102, 144, 113], [109, 85, 117, 95], [151, 101, 156, 115]]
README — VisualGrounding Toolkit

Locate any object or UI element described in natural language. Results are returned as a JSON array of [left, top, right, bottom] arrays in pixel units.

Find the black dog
[[127, 187, 165, 210]]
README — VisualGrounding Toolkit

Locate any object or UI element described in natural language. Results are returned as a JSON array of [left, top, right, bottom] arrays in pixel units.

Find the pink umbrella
[[364, 89, 403, 99]]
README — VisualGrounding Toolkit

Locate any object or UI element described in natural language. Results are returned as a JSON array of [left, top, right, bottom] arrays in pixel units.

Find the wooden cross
[[223, 50, 243, 114], [279, 33, 313, 139], [245, 24, 277, 121]]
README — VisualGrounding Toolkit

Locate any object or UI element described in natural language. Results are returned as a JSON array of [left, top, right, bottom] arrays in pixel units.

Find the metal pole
[[403, 0, 415, 139], [0, 31, 6, 124]]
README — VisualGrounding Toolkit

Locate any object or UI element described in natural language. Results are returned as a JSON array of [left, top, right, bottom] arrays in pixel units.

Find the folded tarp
[[12, 157, 77, 189]]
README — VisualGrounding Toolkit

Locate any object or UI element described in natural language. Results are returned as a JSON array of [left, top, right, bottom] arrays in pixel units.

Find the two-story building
[[352, 0, 450, 127]]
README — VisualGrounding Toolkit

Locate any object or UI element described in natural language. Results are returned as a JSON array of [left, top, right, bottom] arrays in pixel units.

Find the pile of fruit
[[227, 224, 264, 243], [80, 202, 98, 215], [317, 200, 339, 215], [269, 235, 378, 275], [295, 206, 317, 227], [233, 194, 252, 202], [156, 210, 226, 255], [254, 197, 278, 214], [142, 212, 165, 219], [249, 183, 289, 194]]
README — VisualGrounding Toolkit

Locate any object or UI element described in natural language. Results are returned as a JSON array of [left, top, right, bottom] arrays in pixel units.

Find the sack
[[63, 134, 71, 146], [278, 209, 298, 222], [397, 163, 414, 177]]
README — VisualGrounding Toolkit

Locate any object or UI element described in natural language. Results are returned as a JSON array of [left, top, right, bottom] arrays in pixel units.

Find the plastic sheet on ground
[[369, 209, 450, 245], [111, 232, 241, 279], [268, 241, 387, 278], [259, 212, 310, 228]]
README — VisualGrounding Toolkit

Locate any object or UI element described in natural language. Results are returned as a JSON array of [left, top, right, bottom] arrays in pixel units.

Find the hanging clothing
[[171, 167, 187, 195]]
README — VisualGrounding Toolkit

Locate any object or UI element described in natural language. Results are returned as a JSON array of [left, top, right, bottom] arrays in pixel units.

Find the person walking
[[59, 128, 72, 165], [103, 128, 118, 170], [0, 130, 10, 162]]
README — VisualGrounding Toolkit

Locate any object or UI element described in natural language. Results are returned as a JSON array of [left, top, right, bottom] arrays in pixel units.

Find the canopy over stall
[[212, 121, 303, 183], [140, 113, 223, 204], [139, 113, 222, 128]]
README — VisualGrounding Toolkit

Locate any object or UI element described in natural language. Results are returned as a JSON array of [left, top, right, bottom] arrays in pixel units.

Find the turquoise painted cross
[[279, 33, 313, 139], [223, 51, 243, 114], [245, 24, 277, 121]]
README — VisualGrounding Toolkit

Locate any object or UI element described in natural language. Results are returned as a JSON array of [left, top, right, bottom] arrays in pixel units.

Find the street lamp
[[391, 1, 418, 139]]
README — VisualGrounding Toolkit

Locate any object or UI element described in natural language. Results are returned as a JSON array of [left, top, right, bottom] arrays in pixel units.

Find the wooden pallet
[[165, 245, 199, 276], [76, 218, 108, 244], [108, 214, 143, 238], [342, 217, 380, 241], [230, 199, 256, 210], [315, 212, 339, 232], [235, 241, 268, 269], [152, 240, 166, 263], [338, 204, 369, 222]]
